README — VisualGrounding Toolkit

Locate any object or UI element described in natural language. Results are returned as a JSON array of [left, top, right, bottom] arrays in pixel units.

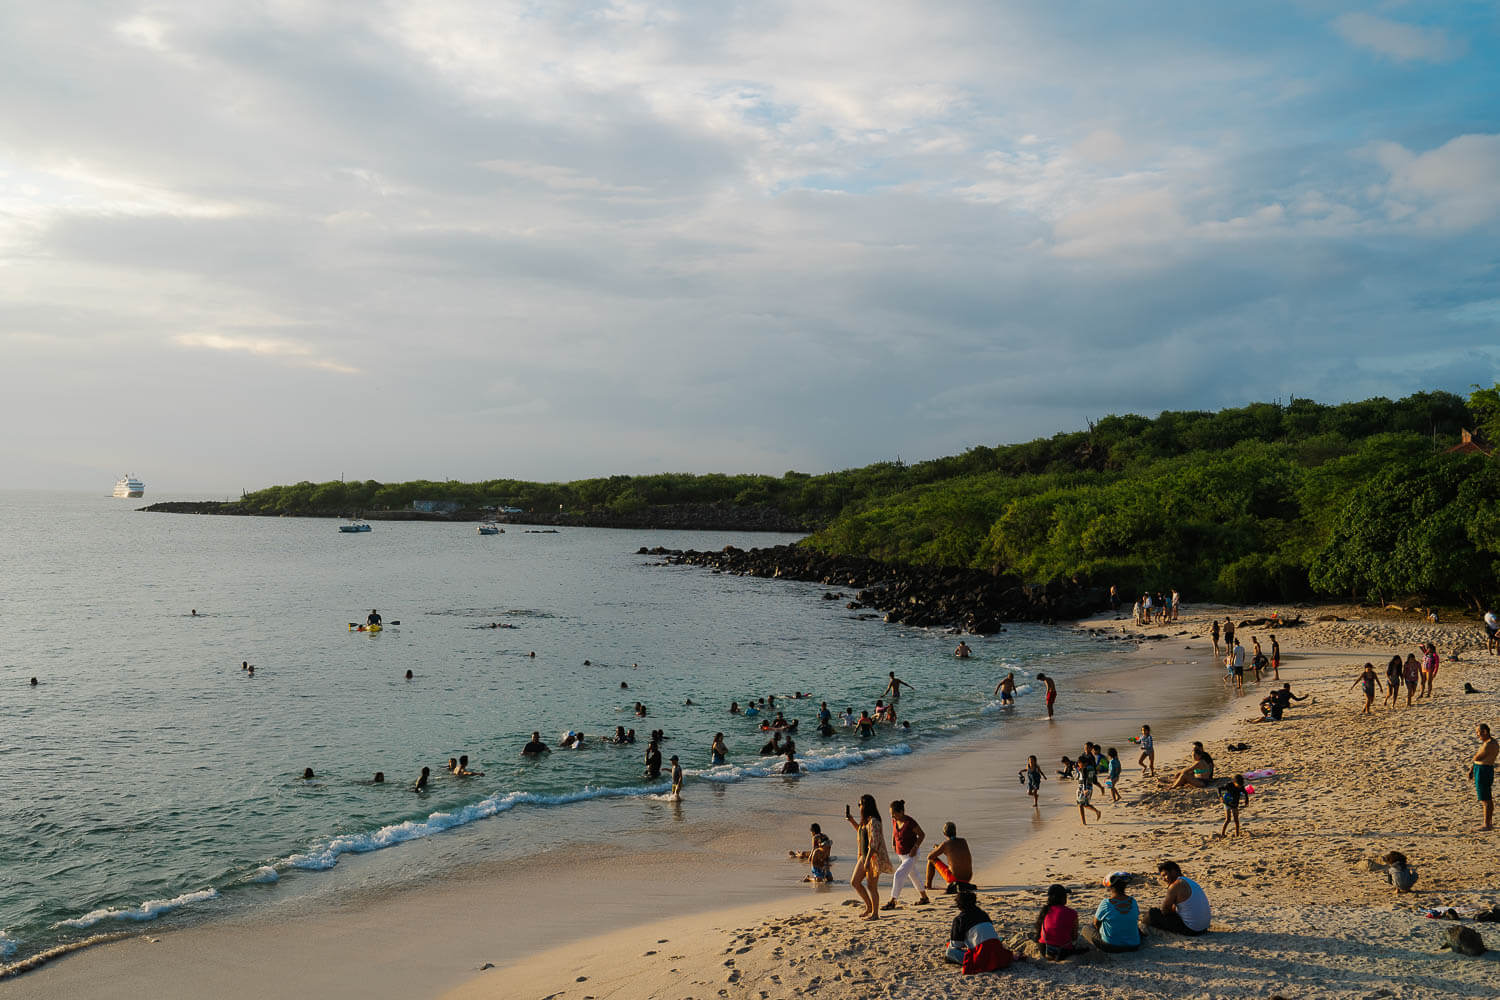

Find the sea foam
[[53, 888, 219, 930], [0, 931, 19, 960]]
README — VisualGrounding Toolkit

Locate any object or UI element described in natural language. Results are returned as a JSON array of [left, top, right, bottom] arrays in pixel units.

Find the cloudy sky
[[2, 1, 1497, 493]]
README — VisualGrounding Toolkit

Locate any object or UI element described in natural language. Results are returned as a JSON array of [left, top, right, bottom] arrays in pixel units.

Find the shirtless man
[[1036, 673, 1057, 718], [925, 821, 974, 893], [1269, 634, 1281, 680], [882, 671, 915, 702], [954, 641, 973, 659], [993, 672, 1017, 707], [1474, 723, 1497, 831]]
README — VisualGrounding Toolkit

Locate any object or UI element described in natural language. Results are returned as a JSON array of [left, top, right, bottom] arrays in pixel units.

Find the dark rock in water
[[655, 544, 1106, 634], [1442, 926, 1486, 956]]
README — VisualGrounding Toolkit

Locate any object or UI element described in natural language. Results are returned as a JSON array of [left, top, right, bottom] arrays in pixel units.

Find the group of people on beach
[[1129, 589, 1179, 625], [1350, 644, 1446, 713]]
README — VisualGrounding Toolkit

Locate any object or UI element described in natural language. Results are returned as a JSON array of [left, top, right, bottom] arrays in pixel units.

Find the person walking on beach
[[1148, 861, 1210, 936], [1105, 747, 1123, 803], [885, 800, 930, 908], [1473, 724, 1497, 831], [1228, 640, 1246, 695], [1170, 589, 1180, 622], [1219, 774, 1248, 838], [1137, 724, 1156, 777], [1211, 618, 1221, 655], [925, 822, 974, 893], [1419, 643, 1439, 699], [1223, 617, 1235, 651], [1020, 755, 1045, 807], [1402, 653, 1420, 707], [1384, 656, 1404, 707], [1075, 760, 1102, 825], [846, 795, 893, 920], [1349, 662, 1383, 715], [1269, 634, 1280, 680], [1037, 673, 1057, 718]]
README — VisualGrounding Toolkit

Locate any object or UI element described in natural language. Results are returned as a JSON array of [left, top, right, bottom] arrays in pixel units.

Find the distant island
[[146, 386, 1500, 610]]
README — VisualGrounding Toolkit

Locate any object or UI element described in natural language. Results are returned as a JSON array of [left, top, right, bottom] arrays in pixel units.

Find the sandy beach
[[10, 604, 1500, 999], [450, 605, 1500, 1000]]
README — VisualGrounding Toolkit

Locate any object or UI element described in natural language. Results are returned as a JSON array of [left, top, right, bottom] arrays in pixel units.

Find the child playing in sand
[[1019, 755, 1045, 807], [1219, 774, 1248, 838], [1106, 748, 1122, 803], [1057, 756, 1077, 780], [793, 823, 834, 882], [1137, 724, 1155, 776]]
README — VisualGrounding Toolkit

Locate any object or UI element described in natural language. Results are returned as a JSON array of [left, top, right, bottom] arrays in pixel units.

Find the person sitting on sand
[[1167, 743, 1214, 789], [1057, 755, 1077, 780], [954, 641, 973, 659], [1081, 873, 1141, 953], [993, 672, 1017, 706], [1034, 884, 1084, 959], [710, 732, 727, 765], [1148, 860, 1210, 935], [925, 821, 975, 893], [455, 754, 484, 776], [945, 890, 1009, 972], [522, 732, 550, 755], [1270, 683, 1308, 717], [1349, 662, 1383, 715]]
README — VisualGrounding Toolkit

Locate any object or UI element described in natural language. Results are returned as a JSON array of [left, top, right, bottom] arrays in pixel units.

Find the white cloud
[[173, 332, 360, 375], [1333, 13, 1462, 64], [1369, 133, 1500, 229]]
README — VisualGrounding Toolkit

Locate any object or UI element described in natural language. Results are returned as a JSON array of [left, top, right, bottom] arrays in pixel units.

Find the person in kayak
[[367, 610, 382, 627]]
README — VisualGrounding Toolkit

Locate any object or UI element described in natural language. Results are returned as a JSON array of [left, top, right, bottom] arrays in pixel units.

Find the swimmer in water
[[529, 651, 536, 658], [405, 669, 413, 679], [302, 767, 315, 780], [993, 672, 1016, 706], [522, 732, 550, 755], [246, 665, 254, 676], [30, 677, 38, 686], [621, 681, 629, 689], [191, 609, 198, 616], [954, 641, 972, 658], [456, 754, 484, 776], [669, 755, 683, 800], [414, 766, 429, 791], [447, 757, 460, 773], [711, 733, 727, 765], [373, 772, 384, 783], [242, 661, 249, 671], [730, 701, 741, 714], [685, 698, 694, 706], [882, 671, 915, 702]]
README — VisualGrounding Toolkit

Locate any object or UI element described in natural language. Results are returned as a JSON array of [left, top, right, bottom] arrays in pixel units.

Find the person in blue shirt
[[1082, 873, 1141, 952]]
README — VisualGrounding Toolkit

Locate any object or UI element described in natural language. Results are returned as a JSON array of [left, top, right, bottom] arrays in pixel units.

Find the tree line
[[233, 387, 1500, 608]]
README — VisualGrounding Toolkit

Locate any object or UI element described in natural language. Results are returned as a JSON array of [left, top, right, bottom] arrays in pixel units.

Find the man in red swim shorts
[[1037, 673, 1057, 718]]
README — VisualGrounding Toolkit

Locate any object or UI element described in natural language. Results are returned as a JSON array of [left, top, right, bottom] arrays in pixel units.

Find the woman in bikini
[[845, 794, 893, 920]]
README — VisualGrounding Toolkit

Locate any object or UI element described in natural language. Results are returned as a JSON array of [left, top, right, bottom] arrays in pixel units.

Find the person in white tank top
[[1148, 861, 1211, 935]]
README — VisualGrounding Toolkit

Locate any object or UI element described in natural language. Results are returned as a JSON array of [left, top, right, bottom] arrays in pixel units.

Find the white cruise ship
[[113, 475, 145, 498]]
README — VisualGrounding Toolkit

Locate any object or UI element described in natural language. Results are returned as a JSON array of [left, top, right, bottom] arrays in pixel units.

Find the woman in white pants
[[883, 800, 931, 909]]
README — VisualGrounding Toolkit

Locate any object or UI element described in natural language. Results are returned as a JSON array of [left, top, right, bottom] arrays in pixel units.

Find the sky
[[2, 1, 1497, 495]]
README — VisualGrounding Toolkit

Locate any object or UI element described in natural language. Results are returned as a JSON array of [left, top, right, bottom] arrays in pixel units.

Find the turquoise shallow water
[[0, 490, 1116, 963]]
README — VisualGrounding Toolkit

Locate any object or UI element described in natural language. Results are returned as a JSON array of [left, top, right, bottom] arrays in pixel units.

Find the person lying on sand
[[925, 822, 975, 893]]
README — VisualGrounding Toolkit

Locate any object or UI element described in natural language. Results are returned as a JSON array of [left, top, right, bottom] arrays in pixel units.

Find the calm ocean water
[[0, 490, 1120, 963]]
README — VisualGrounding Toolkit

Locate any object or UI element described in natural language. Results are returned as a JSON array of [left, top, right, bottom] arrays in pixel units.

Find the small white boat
[[477, 524, 502, 535], [339, 520, 372, 533], [113, 475, 145, 498]]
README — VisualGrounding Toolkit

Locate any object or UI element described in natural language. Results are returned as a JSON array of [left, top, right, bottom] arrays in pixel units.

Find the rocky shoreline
[[644, 543, 1107, 633]]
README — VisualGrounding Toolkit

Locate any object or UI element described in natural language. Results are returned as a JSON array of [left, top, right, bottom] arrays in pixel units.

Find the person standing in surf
[[882, 671, 915, 702], [1037, 673, 1057, 718]]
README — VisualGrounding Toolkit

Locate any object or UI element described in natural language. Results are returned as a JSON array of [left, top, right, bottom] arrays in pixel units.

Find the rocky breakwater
[[644, 544, 1106, 634]]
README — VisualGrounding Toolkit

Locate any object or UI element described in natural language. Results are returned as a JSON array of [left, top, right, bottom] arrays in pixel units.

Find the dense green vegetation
[[234, 387, 1500, 607]]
